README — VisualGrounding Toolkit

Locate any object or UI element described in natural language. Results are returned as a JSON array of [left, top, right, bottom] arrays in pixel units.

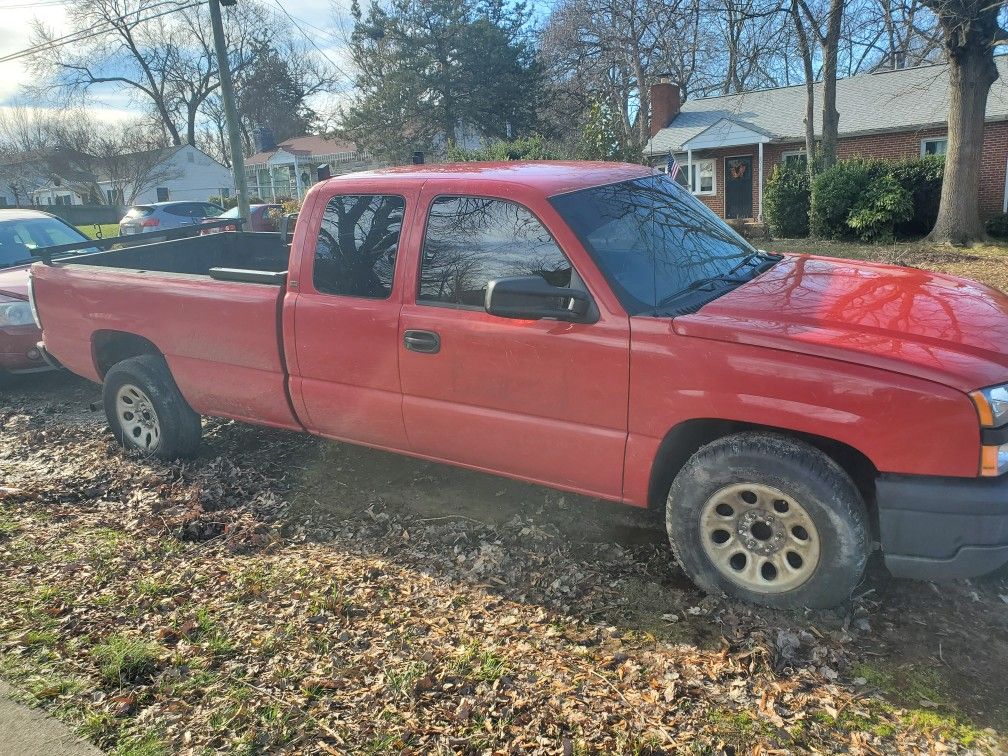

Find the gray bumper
[[876, 473, 1008, 580]]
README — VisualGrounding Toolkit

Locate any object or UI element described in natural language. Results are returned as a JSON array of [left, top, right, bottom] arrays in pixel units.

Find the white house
[[24, 144, 233, 207], [245, 132, 376, 201], [98, 144, 234, 205]]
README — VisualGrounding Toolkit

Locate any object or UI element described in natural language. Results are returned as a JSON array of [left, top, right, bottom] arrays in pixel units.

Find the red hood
[[0, 263, 30, 301], [674, 254, 1008, 393]]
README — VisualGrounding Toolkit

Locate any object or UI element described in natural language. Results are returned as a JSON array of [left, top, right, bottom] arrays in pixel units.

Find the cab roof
[[322, 161, 657, 196]]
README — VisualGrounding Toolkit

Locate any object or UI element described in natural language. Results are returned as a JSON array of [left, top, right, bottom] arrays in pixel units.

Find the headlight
[[0, 300, 33, 327], [971, 384, 1008, 476], [970, 384, 1008, 427]]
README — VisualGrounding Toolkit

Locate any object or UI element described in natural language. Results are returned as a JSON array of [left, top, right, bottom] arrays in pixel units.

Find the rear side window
[[419, 196, 572, 308], [313, 194, 405, 298], [164, 204, 192, 217]]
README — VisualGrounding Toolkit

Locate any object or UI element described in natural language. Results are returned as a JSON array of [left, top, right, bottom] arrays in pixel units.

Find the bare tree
[[25, 0, 272, 146]]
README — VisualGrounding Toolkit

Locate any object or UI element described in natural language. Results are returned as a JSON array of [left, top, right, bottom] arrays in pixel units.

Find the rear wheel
[[666, 432, 869, 609], [103, 355, 201, 460]]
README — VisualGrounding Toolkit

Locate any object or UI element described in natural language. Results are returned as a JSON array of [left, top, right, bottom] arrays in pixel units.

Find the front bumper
[[877, 473, 1008, 580]]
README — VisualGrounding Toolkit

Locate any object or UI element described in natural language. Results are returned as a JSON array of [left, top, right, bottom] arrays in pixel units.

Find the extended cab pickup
[[29, 162, 1008, 608]]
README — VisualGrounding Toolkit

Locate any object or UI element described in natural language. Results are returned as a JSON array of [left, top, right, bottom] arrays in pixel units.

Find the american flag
[[665, 153, 681, 182]]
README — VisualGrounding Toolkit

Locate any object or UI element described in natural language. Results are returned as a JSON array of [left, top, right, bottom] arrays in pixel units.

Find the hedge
[[802, 155, 943, 241], [763, 162, 810, 238], [987, 213, 1008, 239]]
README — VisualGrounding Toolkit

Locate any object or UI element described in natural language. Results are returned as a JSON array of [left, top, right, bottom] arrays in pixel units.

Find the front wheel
[[666, 433, 870, 609], [102, 355, 202, 460]]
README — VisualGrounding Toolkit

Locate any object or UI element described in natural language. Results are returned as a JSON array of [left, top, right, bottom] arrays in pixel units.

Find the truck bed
[[31, 229, 301, 430], [55, 231, 289, 279]]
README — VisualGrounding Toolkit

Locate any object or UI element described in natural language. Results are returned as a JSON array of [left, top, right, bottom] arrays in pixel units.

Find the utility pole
[[208, 0, 250, 222]]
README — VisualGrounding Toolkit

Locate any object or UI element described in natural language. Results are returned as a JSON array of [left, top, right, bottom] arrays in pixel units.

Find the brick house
[[643, 56, 1008, 222]]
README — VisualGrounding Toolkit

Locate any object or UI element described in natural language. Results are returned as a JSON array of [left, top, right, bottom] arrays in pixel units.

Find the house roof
[[246, 135, 358, 166], [645, 55, 1008, 154]]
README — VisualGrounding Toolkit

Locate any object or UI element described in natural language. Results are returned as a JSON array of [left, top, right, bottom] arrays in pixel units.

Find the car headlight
[[0, 300, 33, 327], [971, 384, 1008, 476]]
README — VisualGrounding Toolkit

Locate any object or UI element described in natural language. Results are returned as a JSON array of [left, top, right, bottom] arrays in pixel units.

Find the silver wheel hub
[[115, 384, 161, 452], [700, 483, 820, 594]]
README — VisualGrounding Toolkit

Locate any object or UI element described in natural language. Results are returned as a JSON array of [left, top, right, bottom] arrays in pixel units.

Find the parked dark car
[[201, 204, 283, 234], [118, 201, 224, 235], [0, 208, 93, 379]]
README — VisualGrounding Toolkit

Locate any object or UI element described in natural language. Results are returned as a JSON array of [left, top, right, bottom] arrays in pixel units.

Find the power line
[[268, 0, 355, 90], [0, 1, 205, 65]]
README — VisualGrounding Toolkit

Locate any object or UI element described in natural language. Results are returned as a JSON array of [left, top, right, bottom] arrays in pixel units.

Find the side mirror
[[485, 276, 596, 323], [279, 212, 299, 245]]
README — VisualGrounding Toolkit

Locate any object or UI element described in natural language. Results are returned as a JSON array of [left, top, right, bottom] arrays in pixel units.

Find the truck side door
[[288, 186, 416, 449], [397, 189, 631, 500]]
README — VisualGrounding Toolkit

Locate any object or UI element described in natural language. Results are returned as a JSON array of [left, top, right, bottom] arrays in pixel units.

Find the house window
[[781, 150, 807, 167], [694, 159, 715, 195], [156, 187, 170, 202], [187, 150, 195, 163], [921, 137, 947, 157]]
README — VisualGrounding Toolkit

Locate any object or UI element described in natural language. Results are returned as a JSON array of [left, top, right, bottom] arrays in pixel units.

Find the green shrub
[[890, 156, 944, 237], [810, 158, 912, 241], [986, 213, 1008, 239], [763, 162, 810, 237], [446, 135, 568, 162]]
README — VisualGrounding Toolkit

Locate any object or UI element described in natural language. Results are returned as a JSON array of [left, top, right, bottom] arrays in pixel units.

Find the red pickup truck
[[29, 162, 1008, 608]]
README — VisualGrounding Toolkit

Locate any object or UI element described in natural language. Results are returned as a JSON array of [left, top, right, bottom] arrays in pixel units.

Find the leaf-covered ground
[[2, 373, 1007, 755]]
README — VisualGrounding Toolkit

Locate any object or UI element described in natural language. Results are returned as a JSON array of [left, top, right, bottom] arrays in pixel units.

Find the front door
[[724, 156, 753, 219], [397, 191, 631, 500]]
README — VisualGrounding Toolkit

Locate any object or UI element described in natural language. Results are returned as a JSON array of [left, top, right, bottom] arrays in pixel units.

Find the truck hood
[[674, 254, 1008, 393], [0, 264, 29, 301]]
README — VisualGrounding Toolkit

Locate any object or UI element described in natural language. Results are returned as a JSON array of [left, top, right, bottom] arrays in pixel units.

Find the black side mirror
[[485, 276, 596, 323], [280, 212, 298, 245]]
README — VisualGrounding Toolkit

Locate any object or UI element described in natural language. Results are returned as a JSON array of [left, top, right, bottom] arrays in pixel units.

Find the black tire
[[102, 355, 202, 460], [666, 432, 869, 609]]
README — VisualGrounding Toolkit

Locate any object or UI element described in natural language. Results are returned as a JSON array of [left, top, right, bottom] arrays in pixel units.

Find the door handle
[[403, 330, 440, 354]]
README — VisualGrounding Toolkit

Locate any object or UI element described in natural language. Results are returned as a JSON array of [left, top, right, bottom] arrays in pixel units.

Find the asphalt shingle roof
[[645, 56, 1008, 155]]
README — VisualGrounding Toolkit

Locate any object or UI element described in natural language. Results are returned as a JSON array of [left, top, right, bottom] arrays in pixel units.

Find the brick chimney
[[649, 77, 681, 138]]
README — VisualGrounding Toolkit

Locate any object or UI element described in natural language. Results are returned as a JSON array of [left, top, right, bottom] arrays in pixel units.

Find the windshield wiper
[[651, 252, 781, 315]]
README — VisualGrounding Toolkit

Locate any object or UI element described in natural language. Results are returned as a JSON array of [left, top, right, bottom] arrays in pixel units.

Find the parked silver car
[[118, 201, 224, 235]]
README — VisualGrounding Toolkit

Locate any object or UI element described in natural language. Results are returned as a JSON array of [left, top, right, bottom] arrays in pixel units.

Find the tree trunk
[[928, 46, 998, 244], [818, 0, 844, 169], [790, 0, 816, 181]]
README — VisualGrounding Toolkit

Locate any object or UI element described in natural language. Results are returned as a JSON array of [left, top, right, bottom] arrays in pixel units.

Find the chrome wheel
[[114, 383, 161, 452], [699, 482, 820, 593]]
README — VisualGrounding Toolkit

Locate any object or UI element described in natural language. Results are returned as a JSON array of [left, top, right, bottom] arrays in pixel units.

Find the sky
[[0, 0, 347, 122]]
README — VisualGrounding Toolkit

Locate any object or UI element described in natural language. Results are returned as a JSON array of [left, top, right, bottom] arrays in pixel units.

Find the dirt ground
[[2, 369, 1008, 755]]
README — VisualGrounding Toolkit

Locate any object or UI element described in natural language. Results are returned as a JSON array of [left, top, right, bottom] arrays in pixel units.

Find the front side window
[[419, 196, 572, 308], [922, 137, 947, 157], [550, 174, 777, 316], [313, 194, 405, 298]]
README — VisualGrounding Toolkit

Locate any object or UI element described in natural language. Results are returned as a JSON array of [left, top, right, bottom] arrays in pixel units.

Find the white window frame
[[693, 157, 716, 196], [780, 149, 807, 166], [920, 137, 948, 158]]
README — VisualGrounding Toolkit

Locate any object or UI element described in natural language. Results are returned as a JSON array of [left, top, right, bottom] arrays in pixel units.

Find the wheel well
[[647, 419, 879, 516], [92, 331, 162, 379]]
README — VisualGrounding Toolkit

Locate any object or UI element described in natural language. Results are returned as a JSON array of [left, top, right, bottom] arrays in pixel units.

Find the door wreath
[[730, 161, 748, 180]]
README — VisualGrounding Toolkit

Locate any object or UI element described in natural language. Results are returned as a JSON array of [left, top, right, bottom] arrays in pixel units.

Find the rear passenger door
[[289, 189, 414, 449], [397, 192, 631, 499]]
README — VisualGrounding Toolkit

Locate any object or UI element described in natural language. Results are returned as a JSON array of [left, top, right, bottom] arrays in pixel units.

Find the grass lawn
[[763, 237, 1008, 293], [75, 223, 120, 240]]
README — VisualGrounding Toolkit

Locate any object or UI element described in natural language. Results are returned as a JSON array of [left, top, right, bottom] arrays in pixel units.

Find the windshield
[[219, 207, 240, 218], [550, 174, 775, 315], [0, 216, 89, 269]]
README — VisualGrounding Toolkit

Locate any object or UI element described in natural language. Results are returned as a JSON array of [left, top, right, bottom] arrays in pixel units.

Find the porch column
[[294, 155, 302, 199], [757, 142, 764, 221], [687, 149, 693, 192]]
